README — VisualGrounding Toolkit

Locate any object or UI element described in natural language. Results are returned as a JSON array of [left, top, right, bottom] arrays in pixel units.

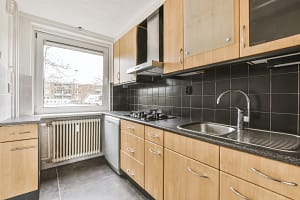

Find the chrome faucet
[[216, 90, 250, 130]]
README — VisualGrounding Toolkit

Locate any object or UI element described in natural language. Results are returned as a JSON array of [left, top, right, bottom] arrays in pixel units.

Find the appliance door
[[103, 115, 121, 175]]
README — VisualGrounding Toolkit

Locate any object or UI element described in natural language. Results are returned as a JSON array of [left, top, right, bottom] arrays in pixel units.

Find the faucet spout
[[216, 90, 251, 129]]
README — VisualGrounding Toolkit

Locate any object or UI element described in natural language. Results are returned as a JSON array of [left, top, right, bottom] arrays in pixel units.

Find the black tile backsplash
[[113, 62, 300, 135]]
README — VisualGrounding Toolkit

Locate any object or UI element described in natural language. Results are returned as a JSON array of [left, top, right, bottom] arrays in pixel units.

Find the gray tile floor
[[40, 157, 150, 200]]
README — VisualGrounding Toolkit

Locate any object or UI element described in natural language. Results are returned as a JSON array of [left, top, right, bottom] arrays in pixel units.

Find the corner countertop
[[103, 111, 300, 167], [0, 115, 41, 126]]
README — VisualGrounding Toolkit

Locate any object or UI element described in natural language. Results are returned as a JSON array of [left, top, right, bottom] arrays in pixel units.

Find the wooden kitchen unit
[[0, 124, 39, 200]]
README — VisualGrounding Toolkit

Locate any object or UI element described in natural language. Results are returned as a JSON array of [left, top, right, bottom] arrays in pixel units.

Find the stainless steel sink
[[177, 122, 236, 136]]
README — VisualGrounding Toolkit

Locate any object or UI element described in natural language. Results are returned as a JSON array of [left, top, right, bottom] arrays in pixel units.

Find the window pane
[[43, 44, 103, 107]]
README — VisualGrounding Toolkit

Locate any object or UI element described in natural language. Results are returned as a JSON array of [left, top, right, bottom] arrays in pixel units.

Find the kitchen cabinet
[[164, 148, 219, 200], [220, 172, 289, 200], [164, 131, 219, 168], [0, 124, 38, 200], [163, 0, 239, 73], [183, 0, 240, 69], [113, 40, 120, 84], [163, 0, 184, 74], [119, 27, 137, 83], [240, 0, 300, 57], [220, 147, 300, 200], [120, 120, 145, 188], [145, 141, 163, 200]]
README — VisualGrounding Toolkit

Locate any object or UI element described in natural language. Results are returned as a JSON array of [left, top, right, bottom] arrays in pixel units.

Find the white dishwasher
[[103, 115, 121, 175]]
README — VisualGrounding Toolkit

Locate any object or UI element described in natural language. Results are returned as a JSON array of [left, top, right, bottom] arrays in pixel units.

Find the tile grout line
[[56, 167, 62, 200]]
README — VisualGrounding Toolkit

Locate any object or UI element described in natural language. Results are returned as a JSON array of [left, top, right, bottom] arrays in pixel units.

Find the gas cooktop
[[123, 109, 176, 122]]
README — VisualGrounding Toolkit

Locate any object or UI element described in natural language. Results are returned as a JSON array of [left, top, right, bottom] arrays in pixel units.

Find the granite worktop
[[104, 111, 300, 167]]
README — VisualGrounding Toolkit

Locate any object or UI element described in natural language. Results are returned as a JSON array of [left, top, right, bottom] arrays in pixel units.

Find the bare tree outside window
[[43, 44, 103, 107]]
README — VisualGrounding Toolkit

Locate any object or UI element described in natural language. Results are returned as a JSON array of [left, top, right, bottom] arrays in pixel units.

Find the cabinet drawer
[[0, 139, 38, 199], [220, 147, 300, 200], [164, 131, 219, 168], [0, 124, 38, 143], [121, 120, 144, 139], [145, 126, 163, 145], [164, 149, 219, 200], [145, 141, 163, 200], [121, 132, 144, 163], [220, 172, 289, 200], [120, 151, 144, 188]]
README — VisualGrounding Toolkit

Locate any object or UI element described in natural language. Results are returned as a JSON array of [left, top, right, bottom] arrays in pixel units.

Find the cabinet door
[[184, 0, 239, 69], [145, 141, 163, 200], [220, 172, 289, 200], [113, 40, 120, 84], [0, 139, 38, 199], [240, 0, 300, 57], [119, 27, 137, 83], [164, 149, 219, 200], [163, 0, 184, 74]]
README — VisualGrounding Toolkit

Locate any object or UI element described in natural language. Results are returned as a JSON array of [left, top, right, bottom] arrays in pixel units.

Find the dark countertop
[[104, 111, 300, 167], [0, 115, 41, 126]]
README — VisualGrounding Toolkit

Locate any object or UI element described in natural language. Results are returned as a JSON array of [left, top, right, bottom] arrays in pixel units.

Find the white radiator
[[52, 118, 102, 163]]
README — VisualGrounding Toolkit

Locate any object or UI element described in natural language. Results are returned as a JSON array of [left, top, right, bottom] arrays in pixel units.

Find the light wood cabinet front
[[121, 120, 145, 139], [119, 27, 137, 83], [113, 40, 120, 84], [220, 172, 289, 200], [163, 0, 184, 74], [121, 151, 144, 188], [0, 139, 38, 199], [145, 141, 163, 200], [145, 126, 163, 146], [0, 124, 38, 143], [121, 132, 144, 163], [183, 0, 240, 69], [164, 148, 219, 200], [220, 147, 300, 200], [240, 0, 300, 57], [164, 131, 219, 168]]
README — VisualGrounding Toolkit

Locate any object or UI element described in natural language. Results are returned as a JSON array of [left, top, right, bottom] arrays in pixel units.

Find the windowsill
[[36, 111, 106, 119]]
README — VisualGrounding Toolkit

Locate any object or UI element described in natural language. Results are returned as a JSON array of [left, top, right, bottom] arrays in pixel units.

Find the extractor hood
[[127, 7, 163, 75]]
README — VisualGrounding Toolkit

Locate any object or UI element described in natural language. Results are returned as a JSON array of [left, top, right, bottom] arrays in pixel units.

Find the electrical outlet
[[185, 85, 192, 95]]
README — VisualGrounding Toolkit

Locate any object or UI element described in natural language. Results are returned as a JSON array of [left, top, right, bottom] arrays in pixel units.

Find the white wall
[[18, 13, 113, 116], [0, 0, 11, 120]]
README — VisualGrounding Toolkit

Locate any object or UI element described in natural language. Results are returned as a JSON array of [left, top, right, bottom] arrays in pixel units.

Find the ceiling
[[15, 0, 163, 40]]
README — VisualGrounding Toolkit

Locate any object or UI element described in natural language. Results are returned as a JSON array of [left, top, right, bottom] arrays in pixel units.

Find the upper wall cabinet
[[184, 0, 240, 69], [119, 27, 137, 83], [113, 40, 120, 84], [240, 0, 300, 57], [163, 0, 184, 74]]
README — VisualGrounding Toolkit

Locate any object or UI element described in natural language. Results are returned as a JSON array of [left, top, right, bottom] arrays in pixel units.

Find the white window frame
[[34, 31, 109, 114]]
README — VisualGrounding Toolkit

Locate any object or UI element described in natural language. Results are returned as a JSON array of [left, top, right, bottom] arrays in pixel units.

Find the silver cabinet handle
[[187, 167, 208, 179], [241, 25, 246, 48], [126, 169, 135, 176], [117, 72, 120, 80], [149, 148, 161, 155], [11, 145, 36, 151], [179, 48, 183, 64], [230, 187, 250, 200], [126, 126, 135, 131], [125, 147, 134, 153], [148, 133, 159, 138], [9, 131, 31, 135], [226, 37, 231, 42], [251, 168, 298, 186]]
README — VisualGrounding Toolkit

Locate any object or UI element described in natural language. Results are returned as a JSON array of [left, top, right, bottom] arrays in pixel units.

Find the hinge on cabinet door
[[35, 32, 38, 39]]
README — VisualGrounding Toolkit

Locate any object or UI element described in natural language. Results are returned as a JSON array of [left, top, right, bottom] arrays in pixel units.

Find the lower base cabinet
[[120, 151, 145, 188], [220, 172, 289, 200], [0, 139, 38, 200], [164, 148, 219, 200], [145, 141, 163, 200]]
